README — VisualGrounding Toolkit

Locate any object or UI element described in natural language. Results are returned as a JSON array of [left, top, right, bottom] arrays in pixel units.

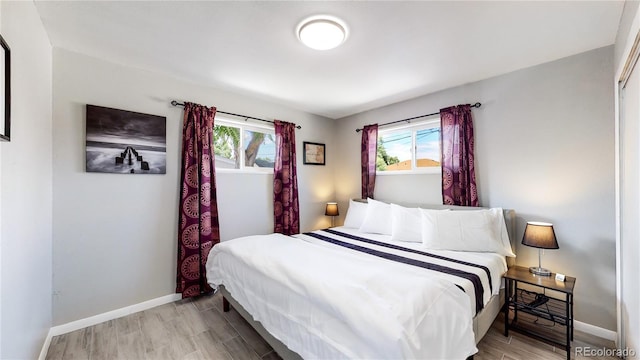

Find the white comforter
[[206, 227, 507, 359]]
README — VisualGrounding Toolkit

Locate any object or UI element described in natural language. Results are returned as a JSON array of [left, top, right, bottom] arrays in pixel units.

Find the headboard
[[353, 199, 517, 267]]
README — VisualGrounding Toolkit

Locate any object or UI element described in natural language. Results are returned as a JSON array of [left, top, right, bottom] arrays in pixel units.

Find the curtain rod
[[354, 102, 481, 133], [171, 100, 302, 129]]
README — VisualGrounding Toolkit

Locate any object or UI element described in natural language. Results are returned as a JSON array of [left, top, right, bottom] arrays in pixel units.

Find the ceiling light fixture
[[297, 15, 348, 51]]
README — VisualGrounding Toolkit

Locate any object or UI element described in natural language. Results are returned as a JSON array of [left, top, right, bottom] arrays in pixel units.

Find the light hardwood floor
[[46, 292, 618, 360]]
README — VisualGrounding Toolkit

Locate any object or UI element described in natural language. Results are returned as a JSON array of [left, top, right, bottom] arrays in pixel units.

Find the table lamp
[[325, 202, 339, 227], [521, 221, 558, 276]]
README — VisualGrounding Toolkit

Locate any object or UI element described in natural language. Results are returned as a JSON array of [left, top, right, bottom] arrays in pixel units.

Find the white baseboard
[[39, 293, 182, 358], [575, 320, 617, 341], [37, 329, 53, 360], [49, 293, 182, 337]]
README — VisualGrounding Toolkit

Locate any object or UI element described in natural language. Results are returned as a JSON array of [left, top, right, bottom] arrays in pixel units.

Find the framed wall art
[[303, 141, 325, 165], [86, 105, 166, 174], [0, 34, 10, 142]]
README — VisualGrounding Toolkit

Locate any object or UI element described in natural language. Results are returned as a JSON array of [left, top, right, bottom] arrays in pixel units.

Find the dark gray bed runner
[[303, 229, 487, 315]]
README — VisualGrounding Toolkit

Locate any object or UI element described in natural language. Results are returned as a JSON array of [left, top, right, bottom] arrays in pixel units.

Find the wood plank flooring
[[46, 292, 618, 360]]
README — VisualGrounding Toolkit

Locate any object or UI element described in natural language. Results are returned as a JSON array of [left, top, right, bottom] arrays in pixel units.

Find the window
[[377, 118, 441, 173], [213, 118, 275, 172]]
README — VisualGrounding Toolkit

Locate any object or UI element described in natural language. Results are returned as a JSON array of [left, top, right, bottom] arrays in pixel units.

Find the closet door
[[619, 43, 640, 357]]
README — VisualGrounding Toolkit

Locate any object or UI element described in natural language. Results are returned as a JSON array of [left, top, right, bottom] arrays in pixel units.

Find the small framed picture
[[303, 141, 325, 165]]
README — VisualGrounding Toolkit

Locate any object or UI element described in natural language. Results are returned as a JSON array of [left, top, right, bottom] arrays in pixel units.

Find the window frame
[[213, 117, 275, 174], [376, 116, 441, 175]]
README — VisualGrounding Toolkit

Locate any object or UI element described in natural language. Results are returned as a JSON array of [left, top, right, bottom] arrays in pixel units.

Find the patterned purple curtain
[[439, 104, 479, 207], [176, 102, 221, 298], [273, 120, 300, 235], [361, 124, 378, 199]]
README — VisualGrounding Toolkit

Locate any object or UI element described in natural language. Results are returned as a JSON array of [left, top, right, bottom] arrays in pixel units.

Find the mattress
[[205, 227, 508, 359]]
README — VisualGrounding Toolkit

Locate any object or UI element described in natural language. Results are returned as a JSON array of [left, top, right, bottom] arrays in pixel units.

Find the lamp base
[[529, 267, 552, 276]]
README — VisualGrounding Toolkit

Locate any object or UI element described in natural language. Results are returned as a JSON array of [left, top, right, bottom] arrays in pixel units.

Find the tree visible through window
[[213, 120, 274, 171], [214, 124, 240, 168], [377, 120, 440, 172], [377, 129, 410, 171], [244, 129, 275, 168]]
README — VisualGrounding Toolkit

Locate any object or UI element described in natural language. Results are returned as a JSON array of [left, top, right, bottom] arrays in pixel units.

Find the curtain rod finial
[[171, 100, 178, 106]]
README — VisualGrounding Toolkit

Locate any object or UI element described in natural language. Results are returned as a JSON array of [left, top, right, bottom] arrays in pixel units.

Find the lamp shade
[[325, 202, 339, 216], [522, 222, 559, 249]]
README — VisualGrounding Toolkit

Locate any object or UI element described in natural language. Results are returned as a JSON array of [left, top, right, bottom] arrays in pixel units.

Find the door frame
[[615, 7, 640, 350]]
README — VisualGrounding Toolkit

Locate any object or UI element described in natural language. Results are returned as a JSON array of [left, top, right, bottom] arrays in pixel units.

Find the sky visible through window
[[380, 127, 440, 163], [416, 128, 440, 162]]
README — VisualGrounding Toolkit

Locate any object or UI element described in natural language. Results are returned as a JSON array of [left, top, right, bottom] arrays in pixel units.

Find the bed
[[205, 201, 516, 359]]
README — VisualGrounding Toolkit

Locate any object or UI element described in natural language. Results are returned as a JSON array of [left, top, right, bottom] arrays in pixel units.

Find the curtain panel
[[439, 104, 479, 207], [176, 102, 221, 298], [273, 120, 300, 235], [361, 124, 378, 199]]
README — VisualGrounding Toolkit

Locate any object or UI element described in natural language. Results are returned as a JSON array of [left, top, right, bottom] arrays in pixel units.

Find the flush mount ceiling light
[[297, 15, 348, 50]]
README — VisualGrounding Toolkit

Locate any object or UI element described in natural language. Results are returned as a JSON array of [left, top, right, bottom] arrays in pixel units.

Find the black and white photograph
[[86, 104, 166, 174]]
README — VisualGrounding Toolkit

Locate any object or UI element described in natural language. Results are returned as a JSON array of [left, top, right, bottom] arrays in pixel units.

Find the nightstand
[[503, 266, 576, 360]]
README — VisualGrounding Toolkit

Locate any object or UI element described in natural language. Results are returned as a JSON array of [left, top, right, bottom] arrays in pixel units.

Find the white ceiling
[[34, 1, 624, 119]]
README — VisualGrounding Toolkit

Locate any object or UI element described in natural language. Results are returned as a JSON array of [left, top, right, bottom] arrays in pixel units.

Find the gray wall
[[52, 49, 336, 325], [0, 2, 53, 358], [334, 46, 616, 330]]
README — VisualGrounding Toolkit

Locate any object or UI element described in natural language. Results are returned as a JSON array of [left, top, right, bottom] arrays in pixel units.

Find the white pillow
[[359, 198, 392, 235], [421, 208, 510, 255], [390, 204, 422, 242], [343, 199, 368, 229], [490, 208, 516, 257], [390, 205, 452, 243]]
